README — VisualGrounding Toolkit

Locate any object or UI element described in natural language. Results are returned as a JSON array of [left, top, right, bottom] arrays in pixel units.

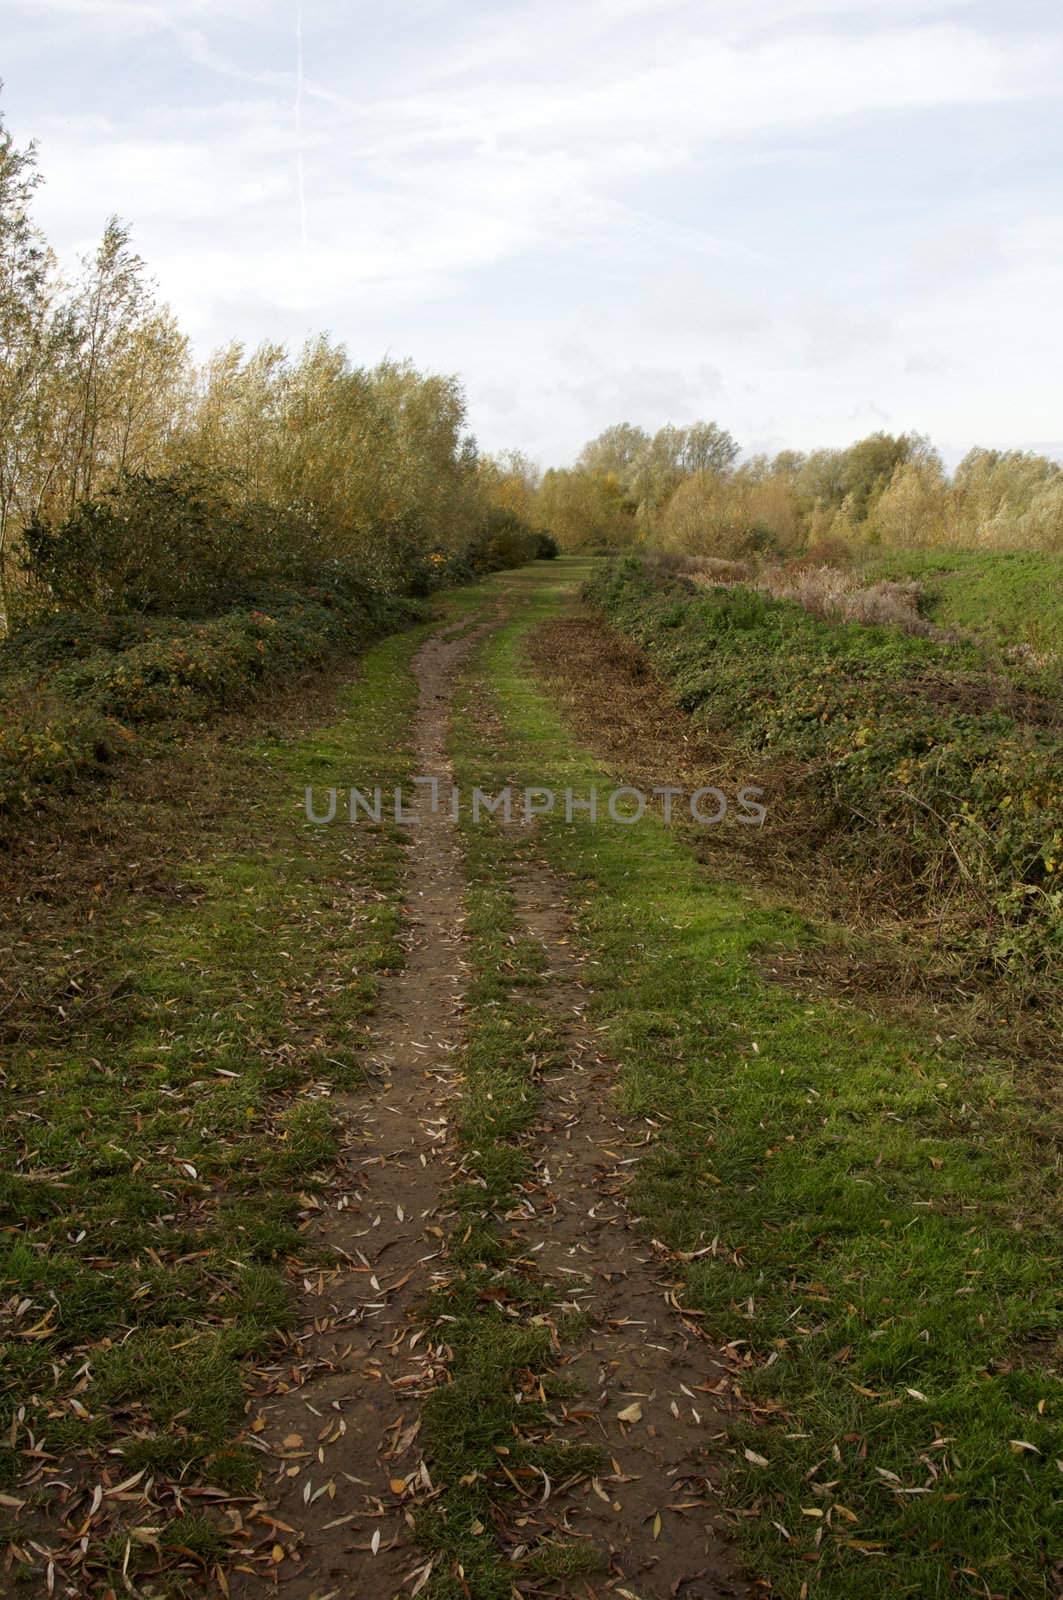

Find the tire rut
[[228, 614, 503, 1600], [497, 866, 752, 1599]]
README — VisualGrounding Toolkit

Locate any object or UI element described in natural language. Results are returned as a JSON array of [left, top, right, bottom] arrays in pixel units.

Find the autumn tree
[[0, 110, 54, 620]]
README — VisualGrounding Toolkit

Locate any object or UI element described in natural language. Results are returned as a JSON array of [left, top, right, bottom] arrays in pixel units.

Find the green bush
[[0, 688, 128, 813], [21, 468, 321, 617], [0, 588, 419, 815], [0, 610, 159, 674], [465, 509, 552, 574]]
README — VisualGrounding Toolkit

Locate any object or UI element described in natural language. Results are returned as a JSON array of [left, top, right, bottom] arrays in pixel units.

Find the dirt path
[[498, 860, 749, 1598], [229, 615, 503, 1600], [229, 596, 747, 1600], [449, 647, 752, 1599]]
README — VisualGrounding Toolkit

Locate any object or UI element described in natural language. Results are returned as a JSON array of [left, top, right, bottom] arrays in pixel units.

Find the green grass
[[858, 547, 1063, 662], [463, 560, 1063, 1600], [0, 623, 435, 1583]]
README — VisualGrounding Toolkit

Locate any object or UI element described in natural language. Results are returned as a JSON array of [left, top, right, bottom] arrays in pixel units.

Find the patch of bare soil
[[227, 617, 504, 1600], [521, 613, 830, 893], [499, 861, 752, 1599]]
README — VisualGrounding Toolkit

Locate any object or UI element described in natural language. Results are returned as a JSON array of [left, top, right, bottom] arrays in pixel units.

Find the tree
[[577, 422, 650, 484], [675, 420, 740, 477], [62, 218, 156, 510], [537, 467, 636, 550], [0, 108, 54, 622], [479, 449, 541, 525], [797, 433, 929, 527], [872, 458, 947, 547]]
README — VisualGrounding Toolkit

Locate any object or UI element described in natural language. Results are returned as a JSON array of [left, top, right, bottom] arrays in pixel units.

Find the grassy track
[[461, 559, 1062, 1600], [3, 558, 1060, 1597], [411, 569, 604, 1598], [0, 624, 435, 1590]]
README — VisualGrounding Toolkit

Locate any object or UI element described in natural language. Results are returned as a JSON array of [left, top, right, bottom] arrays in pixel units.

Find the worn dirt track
[[229, 615, 502, 1600], [228, 600, 748, 1599]]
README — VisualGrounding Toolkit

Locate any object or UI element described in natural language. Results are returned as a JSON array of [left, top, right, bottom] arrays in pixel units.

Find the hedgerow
[[0, 461, 562, 820], [0, 589, 419, 815], [587, 558, 1063, 983], [49, 594, 408, 722]]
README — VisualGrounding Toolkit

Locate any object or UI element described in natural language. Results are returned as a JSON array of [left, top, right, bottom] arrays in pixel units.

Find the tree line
[[0, 109, 553, 629], [533, 422, 1063, 558], [4, 96, 1061, 625]]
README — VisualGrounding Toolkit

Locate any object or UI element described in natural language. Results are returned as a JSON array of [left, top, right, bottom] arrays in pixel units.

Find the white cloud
[[6, 0, 1063, 459]]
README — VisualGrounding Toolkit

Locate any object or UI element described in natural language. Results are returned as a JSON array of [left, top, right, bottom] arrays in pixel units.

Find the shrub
[[587, 558, 1063, 985], [21, 468, 320, 617], [48, 592, 415, 724], [756, 566, 937, 636], [665, 552, 939, 641], [0, 588, 420, 815], [465, 509, 549, 574], [0, 688, 128, 813]]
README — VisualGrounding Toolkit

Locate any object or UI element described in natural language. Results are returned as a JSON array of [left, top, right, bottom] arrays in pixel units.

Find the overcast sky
[[3, 0, 1062, 466]]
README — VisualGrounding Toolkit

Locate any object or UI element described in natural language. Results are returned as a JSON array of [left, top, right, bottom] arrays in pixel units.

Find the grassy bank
[[586, 557, 1062, 996], [468, 562, 1062, 1599], [856, 548, 1063, 662]]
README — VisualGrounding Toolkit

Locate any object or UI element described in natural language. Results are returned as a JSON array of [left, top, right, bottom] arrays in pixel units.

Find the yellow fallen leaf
[[617, 1402, 643, 1425]]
